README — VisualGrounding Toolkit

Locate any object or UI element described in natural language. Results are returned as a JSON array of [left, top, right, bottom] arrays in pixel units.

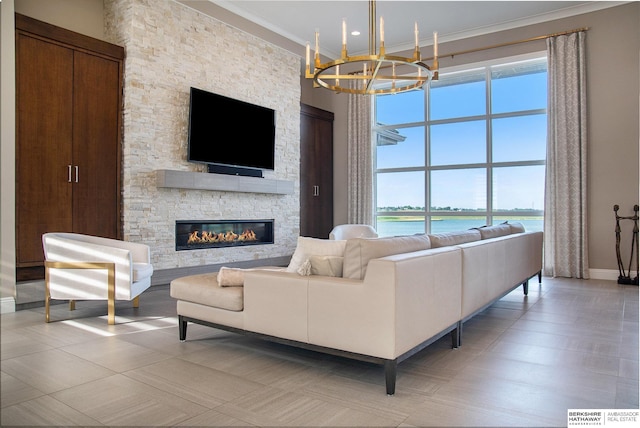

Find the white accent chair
[[329, 224, 378, 240], [42, 233, 153, 325]]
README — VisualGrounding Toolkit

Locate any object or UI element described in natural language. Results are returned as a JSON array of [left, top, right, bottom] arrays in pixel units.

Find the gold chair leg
[[45, 296, 51, 322], [44, 262, 51, 323], [107, 265, 115, 325], [132, 296, 140, 308], [107, 302, 115, 325], [69, 300, 76, 311]]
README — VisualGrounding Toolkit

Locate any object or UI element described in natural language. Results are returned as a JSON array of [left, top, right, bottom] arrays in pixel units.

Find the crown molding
[[184, 1, 631, 59], [387, 1, 631, 54]]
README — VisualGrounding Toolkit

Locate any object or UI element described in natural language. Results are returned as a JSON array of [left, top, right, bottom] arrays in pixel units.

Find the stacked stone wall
[[105, 0, 300, 269]]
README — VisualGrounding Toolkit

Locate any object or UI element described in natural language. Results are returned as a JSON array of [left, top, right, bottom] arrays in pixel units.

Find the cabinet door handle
[[313, 185, 319, 196], [74, 166, 79, 183], [68, 165, 72, 183]]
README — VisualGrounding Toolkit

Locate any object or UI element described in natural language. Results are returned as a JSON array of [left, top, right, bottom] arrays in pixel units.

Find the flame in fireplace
[[187, 229, 258, 245]]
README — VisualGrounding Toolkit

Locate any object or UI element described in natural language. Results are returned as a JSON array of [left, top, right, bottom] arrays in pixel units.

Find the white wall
[[0, 0, 17, 313], [14, 0, 104, 39]]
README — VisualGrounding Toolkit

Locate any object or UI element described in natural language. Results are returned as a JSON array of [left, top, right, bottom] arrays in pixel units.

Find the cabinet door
[[300, 111, 315, 236], [16, 34, 74, 266], [15, 15, 124, 280], [312, 114, 334, 236], [72, 51, 121, 238], [300, 104, 334, 238]]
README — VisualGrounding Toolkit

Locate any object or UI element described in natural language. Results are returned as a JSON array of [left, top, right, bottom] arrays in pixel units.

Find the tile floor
[[1, 277, 638, 426]]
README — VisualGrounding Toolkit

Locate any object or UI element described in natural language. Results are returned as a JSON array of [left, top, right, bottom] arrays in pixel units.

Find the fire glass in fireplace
[[176, 220, 274, 251]]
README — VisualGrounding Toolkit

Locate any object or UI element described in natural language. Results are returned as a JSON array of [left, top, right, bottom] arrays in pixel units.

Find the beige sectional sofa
[[170, 223, 542, 395]]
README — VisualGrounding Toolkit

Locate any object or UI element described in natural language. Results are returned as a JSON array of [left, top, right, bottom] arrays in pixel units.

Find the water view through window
[[375, 55, 547, 236]]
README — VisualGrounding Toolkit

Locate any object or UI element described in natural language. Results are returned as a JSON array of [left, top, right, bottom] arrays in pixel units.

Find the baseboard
[[589, 268, 638, 281], [1, 296, 16, 314]]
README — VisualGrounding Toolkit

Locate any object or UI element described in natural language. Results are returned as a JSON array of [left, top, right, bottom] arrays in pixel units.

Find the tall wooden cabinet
[[300, 104, 334, 238], [15, 14, 124, 280]]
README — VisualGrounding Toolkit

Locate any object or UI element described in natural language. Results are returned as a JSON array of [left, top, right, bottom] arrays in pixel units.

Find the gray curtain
[[347, 85, 374, 225], [544, 31, 589, 278]]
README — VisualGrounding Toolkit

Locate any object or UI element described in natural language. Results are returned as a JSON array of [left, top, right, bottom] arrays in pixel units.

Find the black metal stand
[[614, 204, 639, 285]]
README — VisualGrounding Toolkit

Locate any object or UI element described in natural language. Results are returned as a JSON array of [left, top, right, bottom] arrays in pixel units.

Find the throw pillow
[[428, 230, 481, 248], [217, 266, 287, 286], [477, 223, 512, 239], [286, 236, 347, 273], [217, 267, 248, 287], [310, 255, 344, 277], [508, 222, 526, 233], [297, 259, 312, 276], [342, 234, 431, 280]]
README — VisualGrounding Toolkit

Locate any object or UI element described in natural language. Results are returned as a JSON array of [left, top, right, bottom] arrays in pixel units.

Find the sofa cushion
[[342, 234, 431, 280], [310, 255, 344, 277], [508, 222, 526, 233], [477, 223, 513, 239], [286, 237, 346, 273], [428, 230, 481, 248], [170, 273, 243, 311], [217, 266, 286, 286]]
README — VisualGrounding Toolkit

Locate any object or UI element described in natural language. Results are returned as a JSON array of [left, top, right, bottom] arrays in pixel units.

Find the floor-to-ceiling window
[[374, 54, 547, 236]]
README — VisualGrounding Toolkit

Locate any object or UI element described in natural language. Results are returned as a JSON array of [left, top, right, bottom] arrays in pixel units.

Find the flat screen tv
[[187, 87, 275, 176]]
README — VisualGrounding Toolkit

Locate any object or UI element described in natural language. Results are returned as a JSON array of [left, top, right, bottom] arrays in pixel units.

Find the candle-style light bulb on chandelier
[[305, 0, 438, 95]]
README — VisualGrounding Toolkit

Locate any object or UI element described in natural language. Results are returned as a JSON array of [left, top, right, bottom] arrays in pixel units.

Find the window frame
[[374, 52, 547, 235]]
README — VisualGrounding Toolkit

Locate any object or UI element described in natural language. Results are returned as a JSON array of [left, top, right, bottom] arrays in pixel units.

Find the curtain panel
[[347, 87, 374, 225], [544, 31, 589, 279]]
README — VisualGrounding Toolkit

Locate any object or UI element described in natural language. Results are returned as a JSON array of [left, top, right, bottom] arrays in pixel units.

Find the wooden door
[[16, 33, 74, 267], [72, 51, 121, 238], [300, 104, 334, 238], [15, 14, 124, 280]]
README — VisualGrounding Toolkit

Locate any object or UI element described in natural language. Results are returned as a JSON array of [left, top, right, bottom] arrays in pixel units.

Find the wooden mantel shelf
[[155, 169, 294, 195]]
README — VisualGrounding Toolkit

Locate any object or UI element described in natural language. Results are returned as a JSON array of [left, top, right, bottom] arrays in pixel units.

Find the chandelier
[[305, 0, 438, 95]]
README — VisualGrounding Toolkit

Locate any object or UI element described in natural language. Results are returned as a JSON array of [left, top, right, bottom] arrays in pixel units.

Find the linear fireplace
[[176, 220, 274, 251]]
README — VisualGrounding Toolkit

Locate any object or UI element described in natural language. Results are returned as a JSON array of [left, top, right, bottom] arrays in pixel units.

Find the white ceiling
[[192, 1, 626, 58]]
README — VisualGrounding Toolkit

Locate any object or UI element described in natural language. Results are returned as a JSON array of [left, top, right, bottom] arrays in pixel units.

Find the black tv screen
[[187, 87, 276, 172]]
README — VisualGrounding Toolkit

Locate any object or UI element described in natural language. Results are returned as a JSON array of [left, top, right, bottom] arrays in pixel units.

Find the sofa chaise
[[170, 223, 542, 395]]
